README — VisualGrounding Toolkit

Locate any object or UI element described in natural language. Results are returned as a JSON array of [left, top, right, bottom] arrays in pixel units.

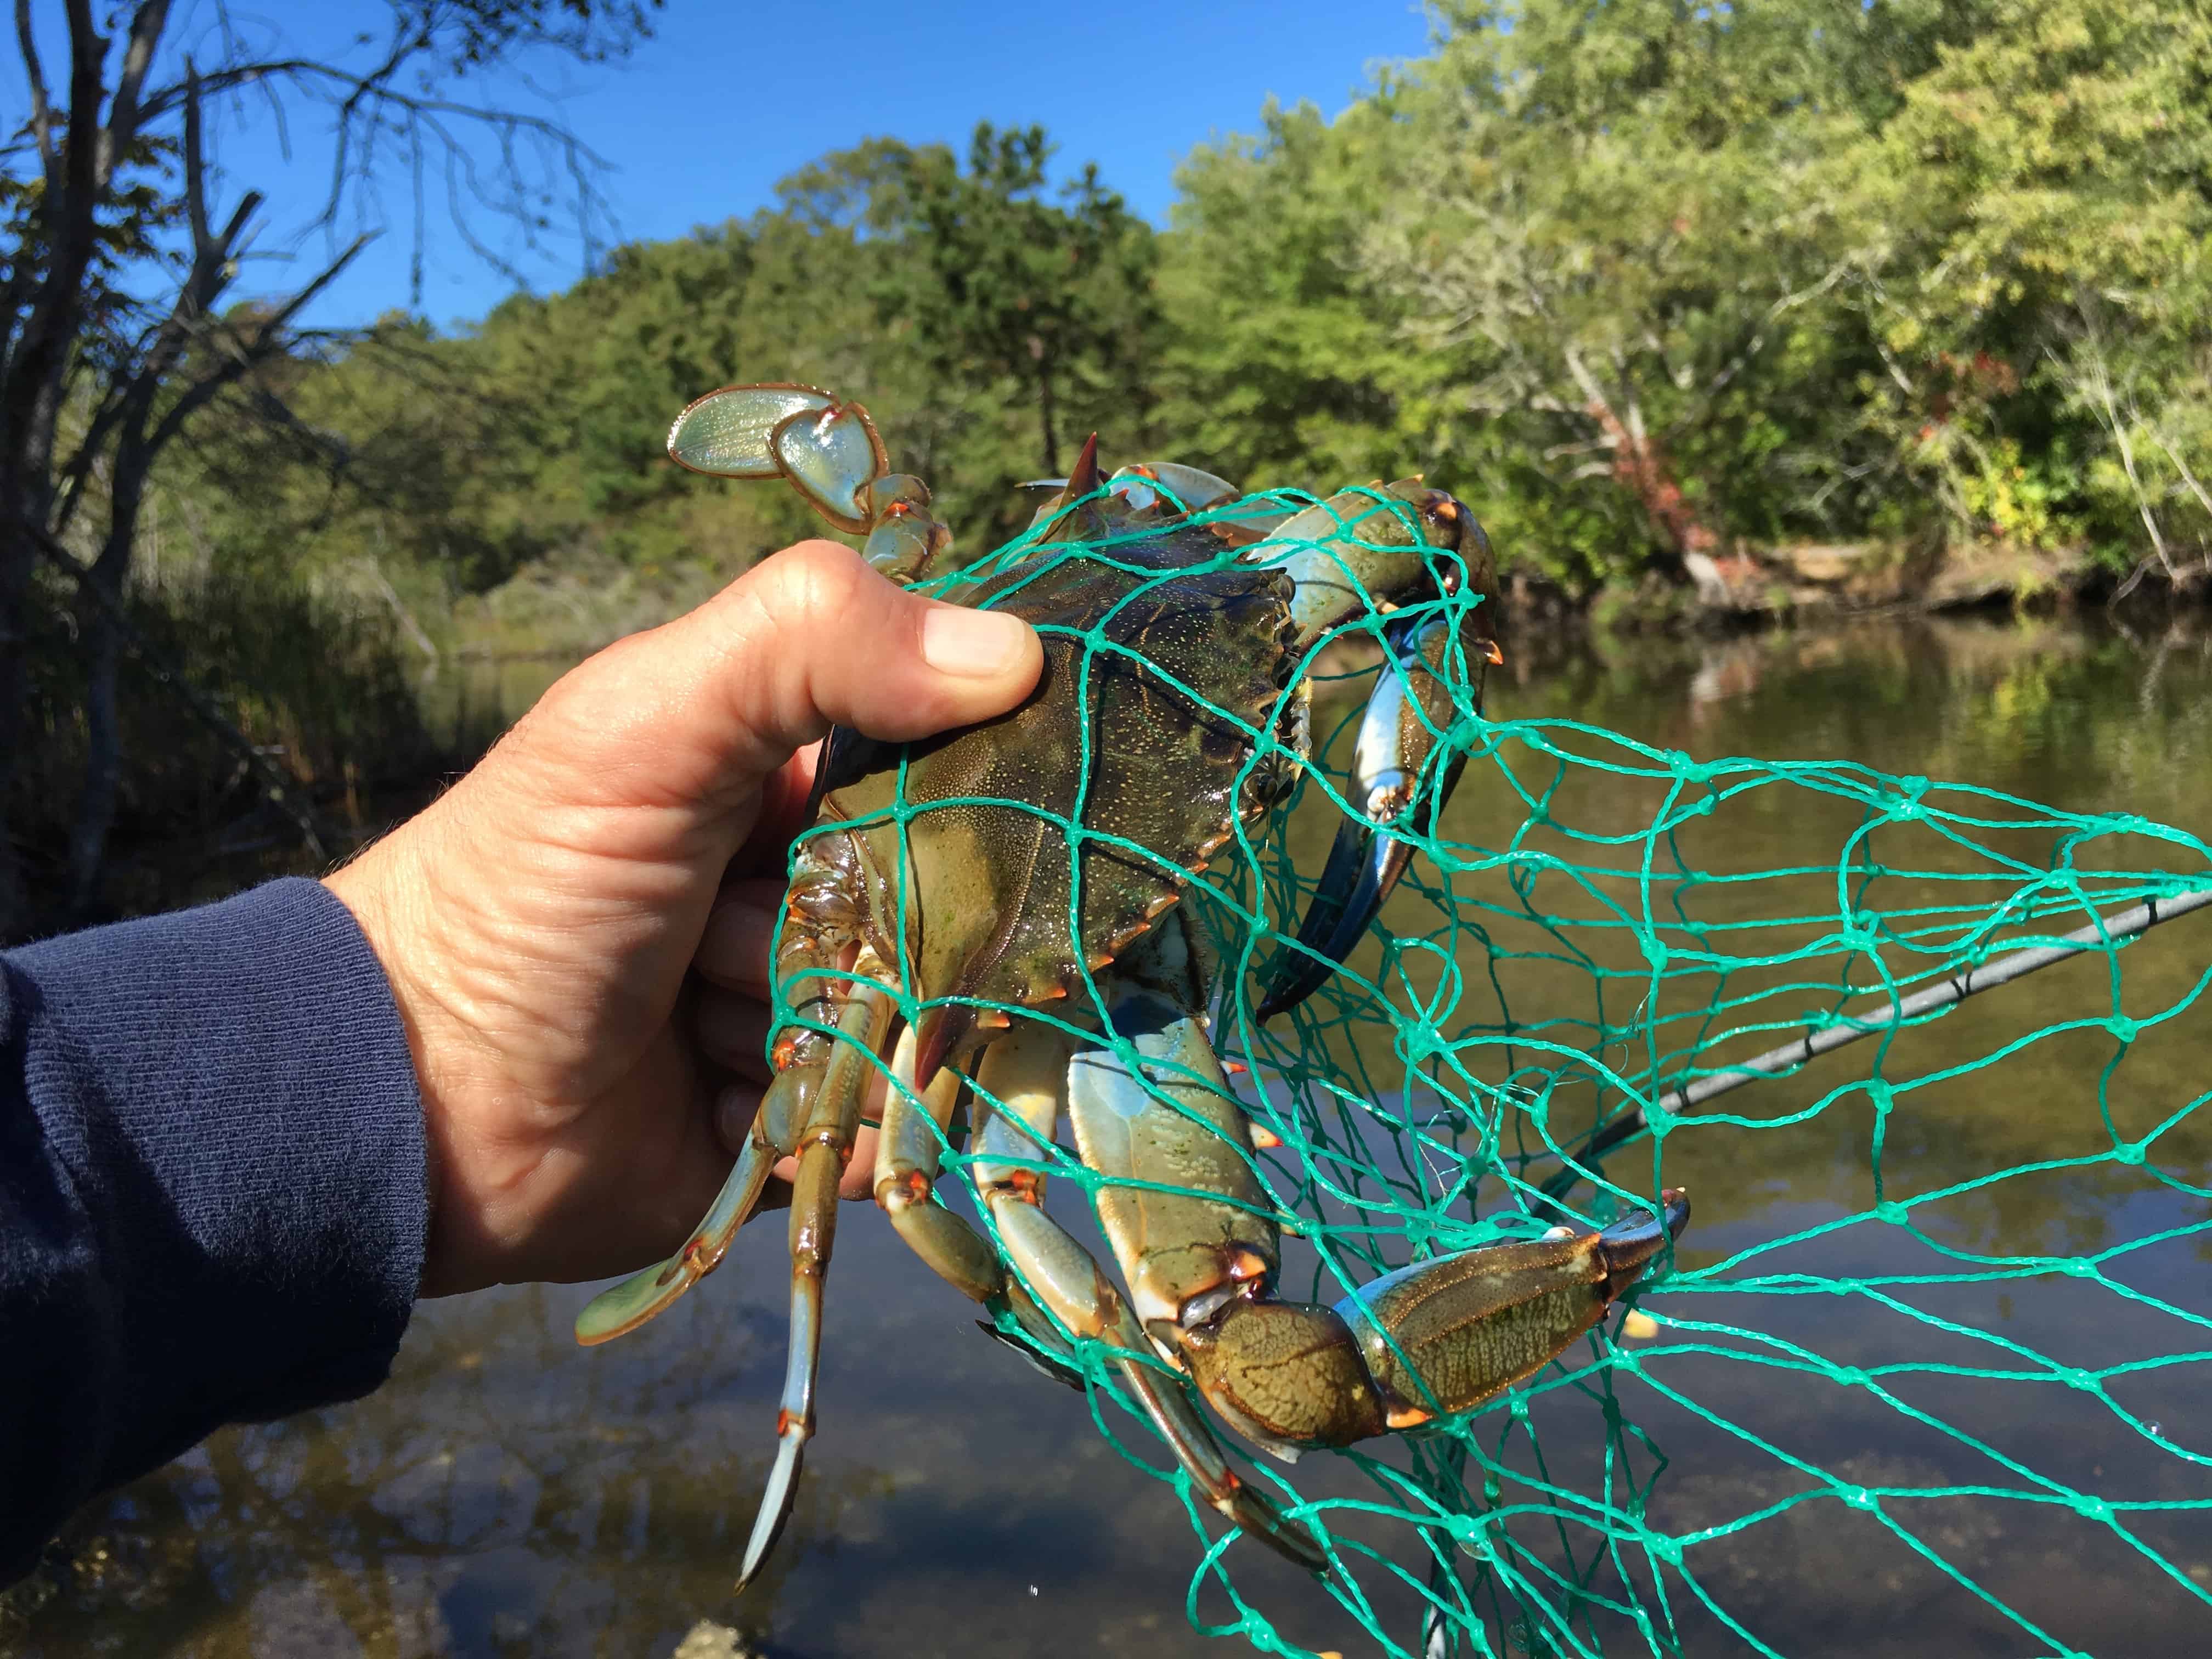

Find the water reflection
[[12, 615, 2212, 1657]]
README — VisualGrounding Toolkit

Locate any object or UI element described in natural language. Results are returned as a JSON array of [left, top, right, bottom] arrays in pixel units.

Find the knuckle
[[762, 539, 873, 628]]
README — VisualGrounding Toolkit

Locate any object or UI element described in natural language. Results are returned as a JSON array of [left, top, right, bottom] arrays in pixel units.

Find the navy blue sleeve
[[0, 878, 427, 1582]]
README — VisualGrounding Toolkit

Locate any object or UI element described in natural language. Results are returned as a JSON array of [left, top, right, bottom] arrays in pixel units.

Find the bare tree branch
[[14, 0, 55, 176], [149, 235, 371, 455], [96, 1, 171, 189], [0, 0, 658, 933]]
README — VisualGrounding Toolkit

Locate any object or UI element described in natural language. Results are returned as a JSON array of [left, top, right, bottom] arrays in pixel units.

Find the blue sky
[[75, 0, 1436, 332]]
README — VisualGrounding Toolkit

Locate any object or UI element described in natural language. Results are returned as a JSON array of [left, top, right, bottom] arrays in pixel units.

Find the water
[[10, 614, 2212, 1658]]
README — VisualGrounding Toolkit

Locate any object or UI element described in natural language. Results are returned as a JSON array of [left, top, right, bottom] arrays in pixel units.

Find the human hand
[[323, 542, 1042, 1297]]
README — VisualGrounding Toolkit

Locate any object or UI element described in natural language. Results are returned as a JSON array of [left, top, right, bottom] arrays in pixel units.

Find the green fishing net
[[786, 482, 2212, 1658]]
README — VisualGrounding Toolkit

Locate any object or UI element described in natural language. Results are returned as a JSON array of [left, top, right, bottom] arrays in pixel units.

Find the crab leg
[[874, 1023, 1003, 1305], [572, 830, 878, 1347], [858, 473, 952, 584], [867, 1019, 1103, 1385], [573, 1031, 813, 1346], [959, 1021, 1326, 1570], [742, 975, 898, 1588], [1070, 931, 1685, 1459]]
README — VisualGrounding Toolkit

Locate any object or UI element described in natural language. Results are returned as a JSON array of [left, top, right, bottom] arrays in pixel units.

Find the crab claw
[[1257, 611, 1485, 1020]]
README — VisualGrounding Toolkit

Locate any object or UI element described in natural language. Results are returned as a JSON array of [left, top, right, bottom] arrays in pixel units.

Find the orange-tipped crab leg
[[739, 974, 898, 1589], [858, 473, 952, 585], [569, 963, 888, 1355], [571, 1065, 799, 1346], [873, 1023, 1003, 1305], [870, 1019, 1091, 1386]]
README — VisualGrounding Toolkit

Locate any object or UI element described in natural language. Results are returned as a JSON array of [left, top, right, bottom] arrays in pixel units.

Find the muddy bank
[[1500, 536, 2210, 638]]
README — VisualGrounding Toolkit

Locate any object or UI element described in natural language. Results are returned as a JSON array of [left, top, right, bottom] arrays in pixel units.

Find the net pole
[[1538, 885, 2212, 1201]]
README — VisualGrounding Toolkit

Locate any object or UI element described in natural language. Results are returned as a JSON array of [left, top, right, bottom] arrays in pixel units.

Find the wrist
[[324, 830, 474, 1294]]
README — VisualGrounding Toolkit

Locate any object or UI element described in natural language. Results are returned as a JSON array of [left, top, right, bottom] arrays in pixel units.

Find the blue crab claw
[[667, 382, 834, 478], [1257, 610, 1496, 1022]]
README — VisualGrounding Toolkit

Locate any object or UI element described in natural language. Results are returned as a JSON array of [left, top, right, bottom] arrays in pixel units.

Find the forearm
[[0, 879, 427, 1582]]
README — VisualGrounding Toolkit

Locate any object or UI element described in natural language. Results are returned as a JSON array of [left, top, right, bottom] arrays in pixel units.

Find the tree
[[1850, 0, 2212, 580], [1356, 0, 1909, 586], [0, 0, 658, 936], [869, 124, 1158, 481], [1154, 98, 1440, 496]]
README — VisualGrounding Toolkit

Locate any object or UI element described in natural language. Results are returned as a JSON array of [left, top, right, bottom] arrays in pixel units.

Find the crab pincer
[[1256, 487, 1504, 1022]]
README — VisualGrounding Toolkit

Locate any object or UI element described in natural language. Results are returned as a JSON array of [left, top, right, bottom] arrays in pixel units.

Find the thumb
[[499, 539, 1042, 861], [704, 537, 1044, 770]]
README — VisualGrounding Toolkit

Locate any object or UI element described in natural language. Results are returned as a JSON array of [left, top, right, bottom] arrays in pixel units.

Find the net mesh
[[782, 482, 2212, 1658]]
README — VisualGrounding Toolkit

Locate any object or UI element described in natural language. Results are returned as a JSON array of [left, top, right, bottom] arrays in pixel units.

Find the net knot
[[1837, 915, 1881, 953]]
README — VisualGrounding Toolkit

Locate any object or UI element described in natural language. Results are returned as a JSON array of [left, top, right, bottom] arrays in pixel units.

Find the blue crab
[[573, 384, 1690, 1582]]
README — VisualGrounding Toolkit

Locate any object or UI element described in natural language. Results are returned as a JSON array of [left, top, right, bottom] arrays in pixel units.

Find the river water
[[9, 614, 2212, 1658]]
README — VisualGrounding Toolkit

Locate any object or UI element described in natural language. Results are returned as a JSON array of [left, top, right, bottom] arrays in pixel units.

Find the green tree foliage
[[1154, 99, 1442, 494], [14, 0, 2212, 933], [191, 126, 1165, 616], [137, 2, 2212, 641], [1353, 0, 2212, 588], [1863, 0, 2212, 580], [871, 125, 1159, 482]]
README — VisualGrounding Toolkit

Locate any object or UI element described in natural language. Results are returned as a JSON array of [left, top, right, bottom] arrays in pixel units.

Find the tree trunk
[[63, 428, 155, 919], [1035, 352, 1060, 477], [66, 605, 124, 920], [1584, 398, 1717, 574], [0, 523, 35, 940]]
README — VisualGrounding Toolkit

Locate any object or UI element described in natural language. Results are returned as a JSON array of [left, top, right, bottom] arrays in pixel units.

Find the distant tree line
[[7, 0, 2209, 934], [193, 0, 2212, 595]]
